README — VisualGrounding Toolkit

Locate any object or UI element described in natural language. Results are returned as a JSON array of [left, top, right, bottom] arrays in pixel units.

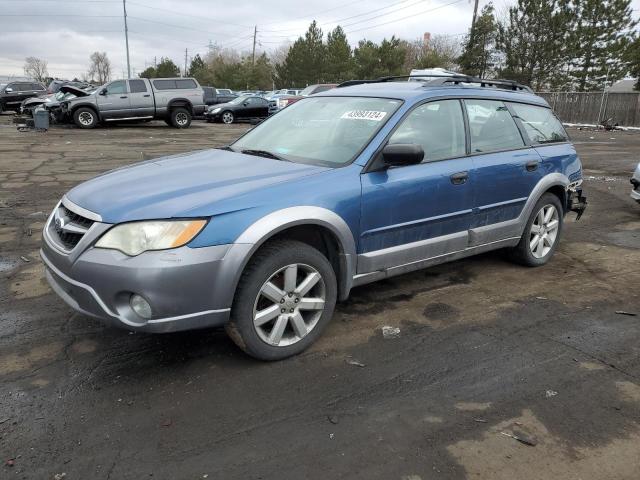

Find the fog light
[[130, 294, 152, 319]]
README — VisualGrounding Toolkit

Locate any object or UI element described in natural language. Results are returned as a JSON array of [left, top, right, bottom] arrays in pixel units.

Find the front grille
[[47, 203, 95, 252]]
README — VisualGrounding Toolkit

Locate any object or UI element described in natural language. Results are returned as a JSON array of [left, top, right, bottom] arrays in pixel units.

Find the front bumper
[[41, 209, 253, 332], [204, 110, 222, 120]]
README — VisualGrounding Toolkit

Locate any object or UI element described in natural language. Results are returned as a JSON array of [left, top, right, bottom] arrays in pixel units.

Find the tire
[[509, 193, 564, 267], [0, 102, 4, 114], [221, 110, 234, 124], [170, 107, 191, 128], [226, 240, 337, 361], [73, 107, 98, 129]]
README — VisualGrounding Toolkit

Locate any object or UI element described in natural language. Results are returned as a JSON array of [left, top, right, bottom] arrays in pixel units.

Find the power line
[[345, 0, 466, 34], [126, 0, 251, 29], [259, 0, 369, 27], [127, 15, 254, 40]]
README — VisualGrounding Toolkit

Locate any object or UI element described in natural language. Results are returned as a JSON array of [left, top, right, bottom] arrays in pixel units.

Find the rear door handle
[[120, 96, 128, 99], [143, 94, 150, 97], [526, 160, 539, 171], [450, 171, 469, 185]]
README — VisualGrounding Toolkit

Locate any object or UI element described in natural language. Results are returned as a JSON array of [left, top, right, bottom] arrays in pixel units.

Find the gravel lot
[[1, 116, 639, 479]]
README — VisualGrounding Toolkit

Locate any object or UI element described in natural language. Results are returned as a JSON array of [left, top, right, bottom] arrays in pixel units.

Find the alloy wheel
[[78, 111, 94, 126], [253, 263, 326, 347], [222, 112, 234, 124], [175, 112, 188, 126], [529, 204, 559, 258]]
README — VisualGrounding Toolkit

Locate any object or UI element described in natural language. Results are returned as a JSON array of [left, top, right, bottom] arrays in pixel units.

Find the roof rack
[[337, 74, 533, 93]]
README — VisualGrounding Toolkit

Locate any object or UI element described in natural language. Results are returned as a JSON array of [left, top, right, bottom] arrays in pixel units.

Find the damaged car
[[21, 85, 94, 122], [41, 74, 586, 360], [631, 163, 640, 203]]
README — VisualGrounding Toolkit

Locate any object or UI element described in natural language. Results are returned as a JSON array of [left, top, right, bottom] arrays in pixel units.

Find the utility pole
[[122, 0, 131, 78], [470, 0, 480, 41], [251, 25, 257, 65], [184, 48, 188, 77]]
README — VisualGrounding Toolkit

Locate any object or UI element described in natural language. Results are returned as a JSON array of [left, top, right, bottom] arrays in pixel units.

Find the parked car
[[268, 83, 337, 114], [631, 163, 640, 203], [204, 95, 269, 124], [202, 86, 237, 106], [0, 81, 46, 113], [60, 77, 205, 129], [41, 75, 586, 360], [21, 85, 94, 119]]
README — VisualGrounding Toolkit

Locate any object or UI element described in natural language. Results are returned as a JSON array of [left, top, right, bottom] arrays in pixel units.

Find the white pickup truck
[[61, 77, 206, 129]]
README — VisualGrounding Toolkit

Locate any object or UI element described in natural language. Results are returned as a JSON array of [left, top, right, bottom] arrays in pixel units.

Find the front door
[[97, 80, 131, 119], [359, 99, 474, 273]]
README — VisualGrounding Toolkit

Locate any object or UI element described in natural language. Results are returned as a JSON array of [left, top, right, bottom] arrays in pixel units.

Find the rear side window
[[16, 83, 32, 91], [176, 79, 197, 89], [129, 79, 147, 93], [389, 100, 466, 162], [464, 99, 524, 153], [153, 79, 176, 90], [32, 83, 45, 91], [510, 103, 568, 144]]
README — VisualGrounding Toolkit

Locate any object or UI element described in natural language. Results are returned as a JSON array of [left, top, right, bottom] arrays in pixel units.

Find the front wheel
[[509, 193, 564, 266], [73, 107, 98, 129], [221, 111, 234, 124], [170, 107, 191, 128], [226, 240, 337, 361]]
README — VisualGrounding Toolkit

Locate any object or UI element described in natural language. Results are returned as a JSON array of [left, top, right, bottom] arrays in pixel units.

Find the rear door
[[127, 79, 154, 117], [97, 80, 131, 119], [359, 99, 474, 272], [463, 99, 543, 243]]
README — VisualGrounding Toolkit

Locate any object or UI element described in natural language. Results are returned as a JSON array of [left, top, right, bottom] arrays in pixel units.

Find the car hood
[[66, 149, 330, 223], [209, 101, 237, 110], [59, 85, 91, 97]]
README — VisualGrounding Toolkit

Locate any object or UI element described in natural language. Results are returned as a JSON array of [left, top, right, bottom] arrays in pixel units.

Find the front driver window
[[388, 100, 466, 162], [104, 80, 127, 95]]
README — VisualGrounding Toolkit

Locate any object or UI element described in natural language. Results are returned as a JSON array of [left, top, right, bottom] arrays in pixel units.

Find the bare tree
[[23, 57, 49, 82], [88, 51, 112, 84]]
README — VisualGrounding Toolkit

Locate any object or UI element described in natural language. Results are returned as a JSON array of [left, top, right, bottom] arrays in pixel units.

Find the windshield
[[300, 85, 316, 96], [232, 96, 402, 167]]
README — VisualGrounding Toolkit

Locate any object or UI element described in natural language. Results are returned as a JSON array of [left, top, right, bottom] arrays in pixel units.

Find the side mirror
[[381, 144, 424, 168], [99, 88, 107, 96], [4, 87, 13, 93], [243, 102, 249, 106]]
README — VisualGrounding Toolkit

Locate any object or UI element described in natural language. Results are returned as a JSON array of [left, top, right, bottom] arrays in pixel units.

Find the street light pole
[[123, 0, 131, 78]]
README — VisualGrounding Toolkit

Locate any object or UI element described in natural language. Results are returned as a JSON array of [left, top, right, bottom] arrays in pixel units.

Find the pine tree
[[275, 21, 325, 86], [155, 57, 180, 77], [623, 37, 640, 91], [497, 0, 573, 90], [458, 3, 498, 77], [354, 37, 407, 79], [568, 0, 637, 91], [325, 26, 354, 82]]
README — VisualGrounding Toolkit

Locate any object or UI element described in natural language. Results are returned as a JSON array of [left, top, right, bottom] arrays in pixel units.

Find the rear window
[[129, 79, 147, 93], [510, 103, 568, 144], [153, 79, 176, 90], [464, 99, 525, 153], [176, 79, 197, 89]]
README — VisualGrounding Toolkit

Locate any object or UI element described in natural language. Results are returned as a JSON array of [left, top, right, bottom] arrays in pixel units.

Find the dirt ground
[[0, 115, 639, 480]]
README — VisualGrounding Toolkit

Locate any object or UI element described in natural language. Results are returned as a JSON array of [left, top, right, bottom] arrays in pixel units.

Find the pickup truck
[[202, 86, 237, 106], [61, 77, 205, 129]]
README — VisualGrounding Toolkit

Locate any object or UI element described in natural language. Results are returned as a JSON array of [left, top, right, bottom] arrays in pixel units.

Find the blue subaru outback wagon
[[41, 75, 587, 360]]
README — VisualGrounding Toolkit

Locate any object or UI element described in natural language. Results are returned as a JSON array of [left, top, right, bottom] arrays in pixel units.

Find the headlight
[[95, 219, 207, 256], [209, 107, 221, 114]]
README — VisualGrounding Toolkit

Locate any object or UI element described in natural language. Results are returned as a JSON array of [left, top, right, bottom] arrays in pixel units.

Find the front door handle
[[526, 160, 539, 171], [450, 171, 469, 185], [120, 95, 128, 99], [143, 94, 150, 97]]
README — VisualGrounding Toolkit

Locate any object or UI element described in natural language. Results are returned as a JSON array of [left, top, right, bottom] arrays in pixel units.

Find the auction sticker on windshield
[[341, 110, 388, 121]]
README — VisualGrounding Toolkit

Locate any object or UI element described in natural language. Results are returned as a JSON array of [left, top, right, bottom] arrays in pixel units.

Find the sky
[[0, 0, 639, 80]]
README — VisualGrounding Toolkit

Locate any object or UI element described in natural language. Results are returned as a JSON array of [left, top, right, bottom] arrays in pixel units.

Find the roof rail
[[337, 74, 533, 93]]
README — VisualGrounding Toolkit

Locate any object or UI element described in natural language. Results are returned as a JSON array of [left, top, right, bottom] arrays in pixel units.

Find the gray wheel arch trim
[[232, 206, 357, 301], [519, 172, 569, 225]]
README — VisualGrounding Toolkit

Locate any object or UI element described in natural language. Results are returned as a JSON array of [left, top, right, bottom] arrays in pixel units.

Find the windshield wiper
[[216, 145, 236, 152], [240, 149, 289, 161]]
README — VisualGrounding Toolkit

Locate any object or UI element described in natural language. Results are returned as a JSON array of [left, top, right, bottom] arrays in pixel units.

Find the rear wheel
[[170, 107, 191, 128], [509, 193, 563, 266], [226, 240, 337, 361], [73, 107, 98, 129], [221, 111, 234, 124]]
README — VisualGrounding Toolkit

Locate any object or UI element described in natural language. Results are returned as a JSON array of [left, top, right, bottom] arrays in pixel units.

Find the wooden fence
[[536, 91, 640, 127]]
